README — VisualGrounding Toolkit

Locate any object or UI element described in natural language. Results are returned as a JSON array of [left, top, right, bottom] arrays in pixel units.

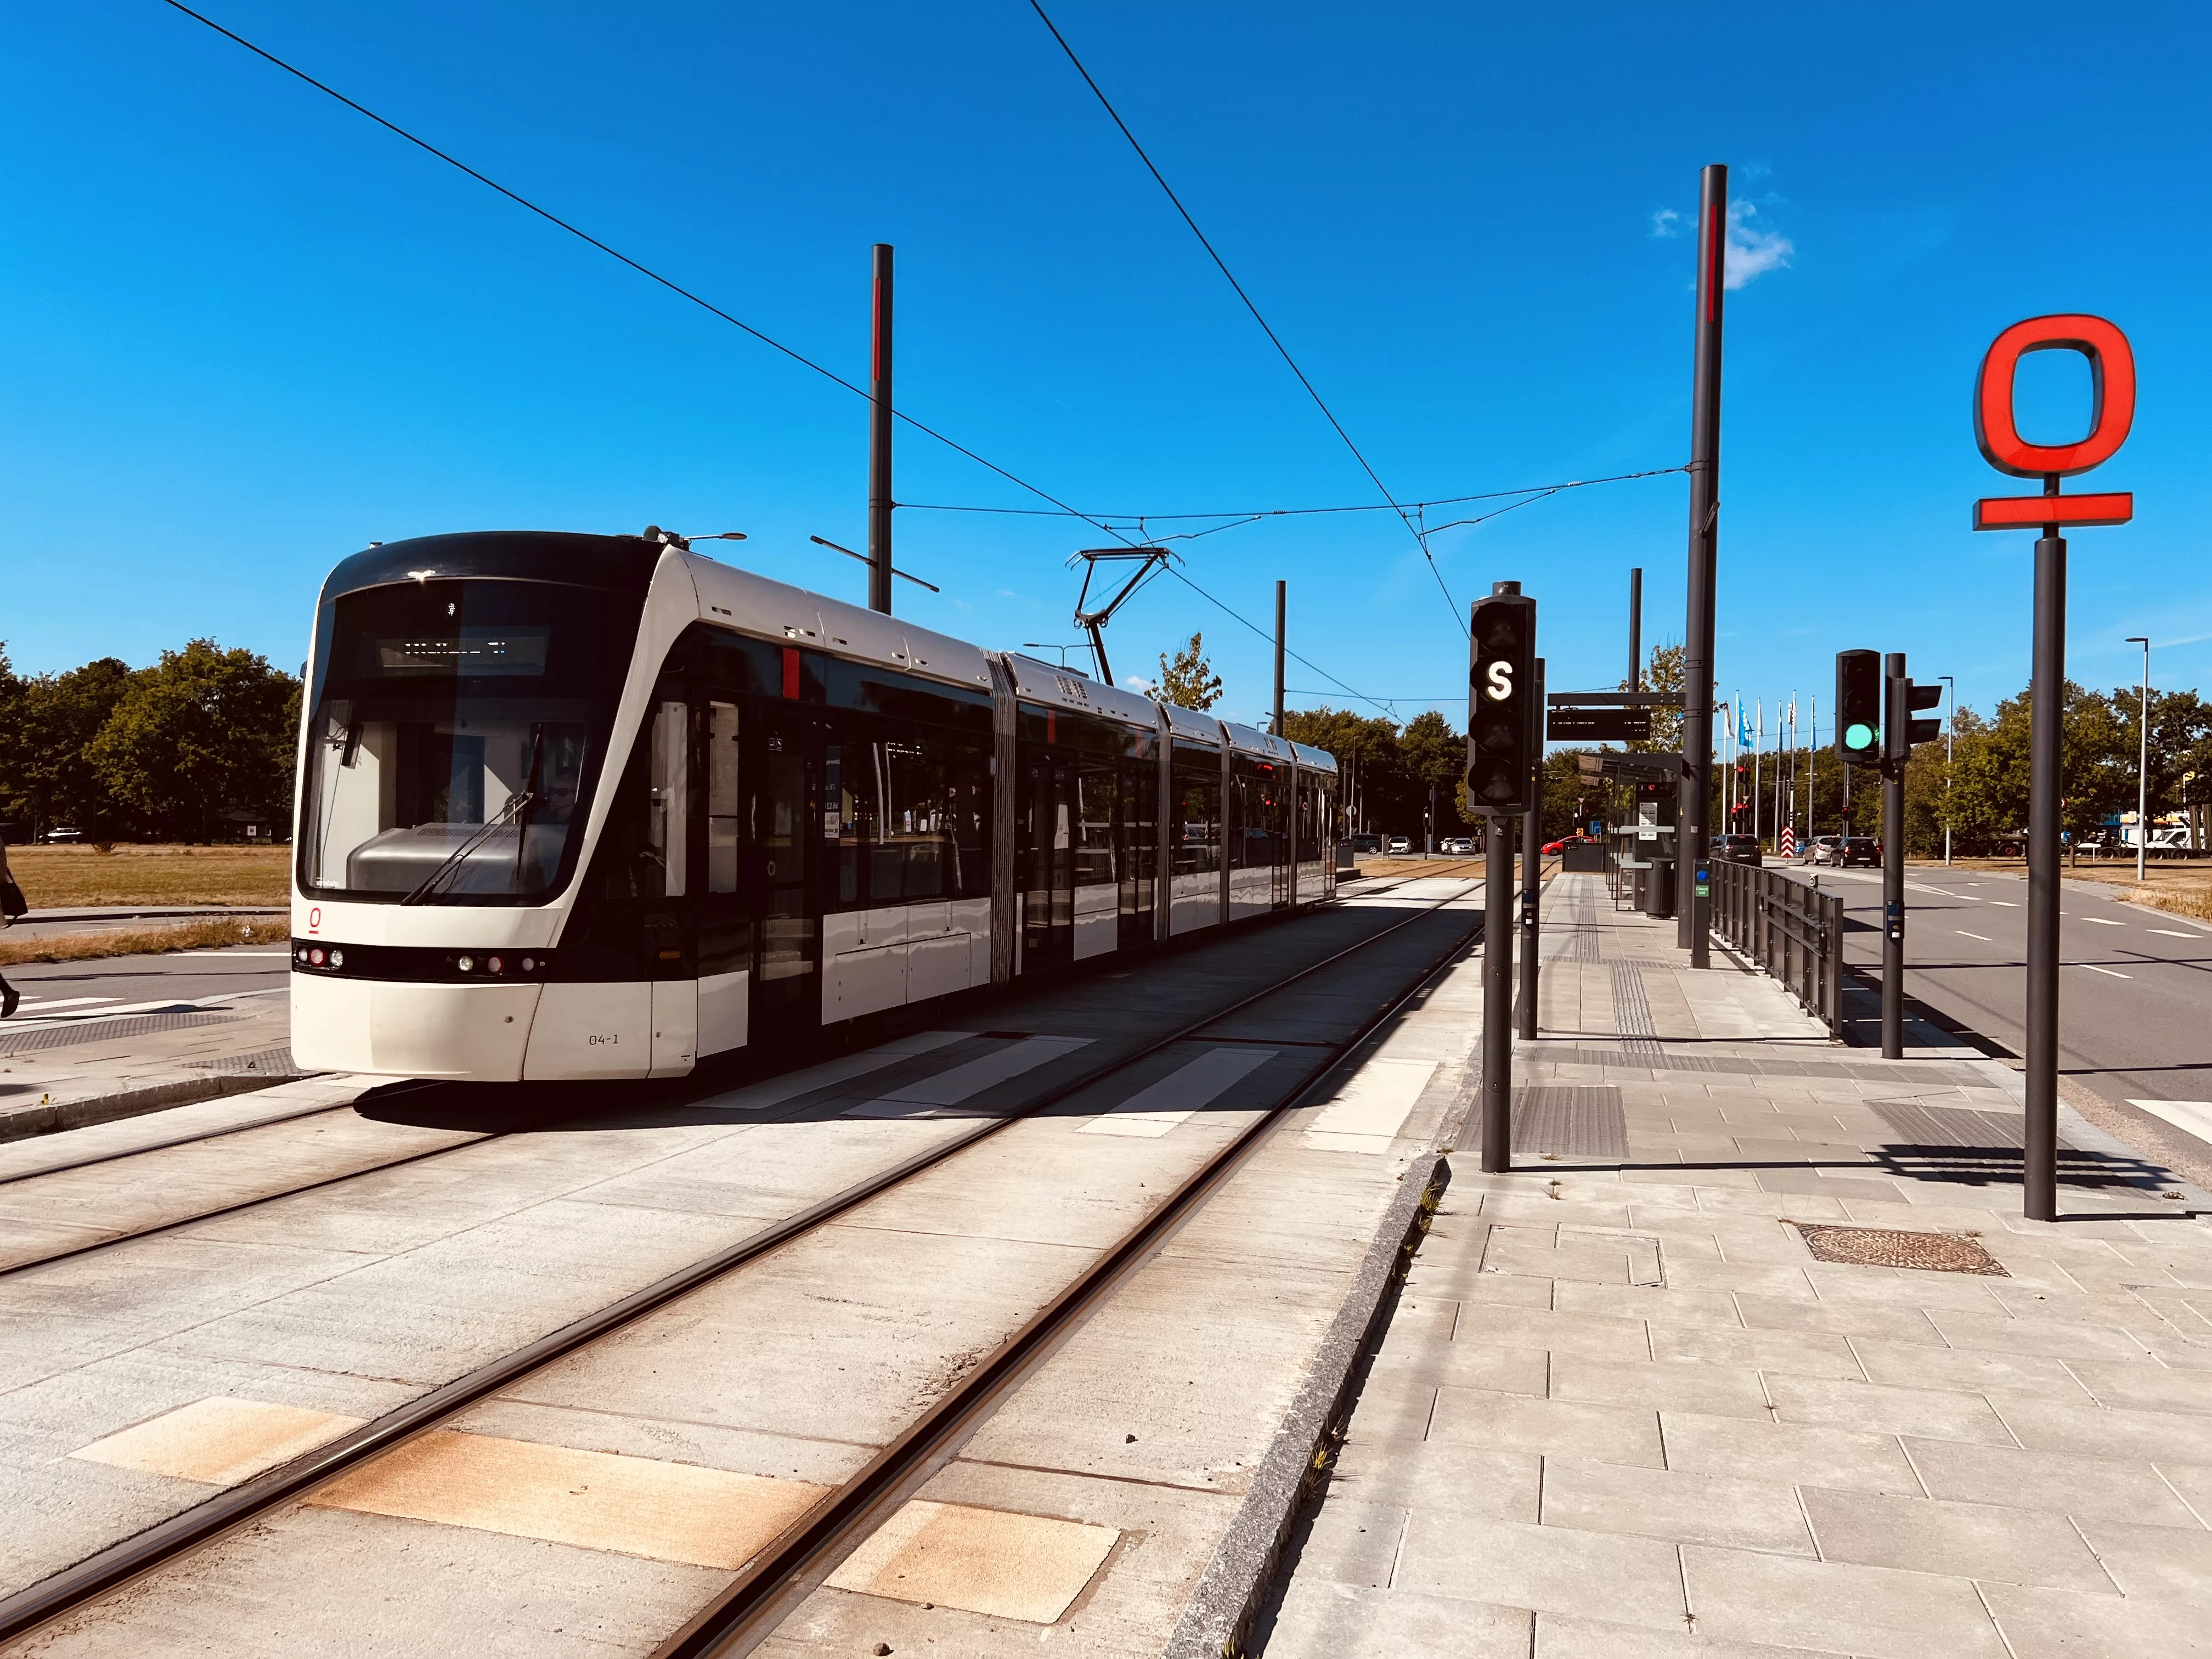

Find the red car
[[1542, 833, 1595, 855]]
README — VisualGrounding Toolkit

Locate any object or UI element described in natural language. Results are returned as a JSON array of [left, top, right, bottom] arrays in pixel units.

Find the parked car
[[1387, 836, 1412, 855], [1713, 833, 1763, 867], [1542, 833, 1595, 855], [1440, 836, 1475, 855], [38, 826, 83, 844], [1806, 836, 1841, 865], [1838, 836, 1880, 867], [1347, 833, 1383, 855]]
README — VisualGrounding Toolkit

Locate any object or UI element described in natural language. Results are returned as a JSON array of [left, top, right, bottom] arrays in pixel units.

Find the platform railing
[[1709, 859, 1844, 1034]]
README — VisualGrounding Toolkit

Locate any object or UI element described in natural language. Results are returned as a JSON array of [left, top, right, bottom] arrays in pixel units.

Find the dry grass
[[5, 844, 290, 910], [0, 916, 291, 967]]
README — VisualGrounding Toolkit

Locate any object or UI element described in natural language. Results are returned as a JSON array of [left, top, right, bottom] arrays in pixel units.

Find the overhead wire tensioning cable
[[156, 0, 1131, 546], [1027, 0, 1468, 636]]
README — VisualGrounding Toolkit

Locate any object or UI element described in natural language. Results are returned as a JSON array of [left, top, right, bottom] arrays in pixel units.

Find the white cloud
[[1122, 674, 1154, 693], [1650, 207, 1683, 239], [1724, 201, 1793, 289]]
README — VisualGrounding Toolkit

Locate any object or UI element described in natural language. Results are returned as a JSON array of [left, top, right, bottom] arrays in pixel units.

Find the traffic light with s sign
[[1466, 586, 1536, 814]]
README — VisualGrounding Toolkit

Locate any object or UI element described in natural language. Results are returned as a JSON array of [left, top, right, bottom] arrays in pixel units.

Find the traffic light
[[1466, 586, 1536, 813], [1888, 676, 1944, 763], [1835, 648, 1882, 765]]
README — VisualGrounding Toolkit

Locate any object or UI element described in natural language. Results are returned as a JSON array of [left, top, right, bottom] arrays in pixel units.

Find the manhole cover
[[1792, 1223, 2008, 1276]]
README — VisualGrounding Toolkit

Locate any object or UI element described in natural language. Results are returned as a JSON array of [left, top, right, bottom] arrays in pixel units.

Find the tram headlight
[[309, 949, 325, 966], [456, 955, 475, 973], [329, 950, 345, 969], [487, 956, 504, 975], [521, 957, 536, 973]]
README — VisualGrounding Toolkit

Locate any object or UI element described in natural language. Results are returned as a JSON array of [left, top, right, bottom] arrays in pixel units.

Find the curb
[[0, 1072, 303, 1146], [1161, 1148, 1448, 1659]]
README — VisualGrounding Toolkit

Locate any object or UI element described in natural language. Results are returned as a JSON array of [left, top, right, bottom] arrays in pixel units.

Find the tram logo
[[1972, 314, 2136, 531]]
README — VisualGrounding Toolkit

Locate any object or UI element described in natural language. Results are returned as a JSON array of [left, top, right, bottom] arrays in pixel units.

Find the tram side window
[[1120, 759, 1158, 915], [826, 716, 989, 910], [1172, 751, 1221, 877], [1074, 761, 1118, 888], [648, 701, 688, 897], [706, 701, 739, 894]]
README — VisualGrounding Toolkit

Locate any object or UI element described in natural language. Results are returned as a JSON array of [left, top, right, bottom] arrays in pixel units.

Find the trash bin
[[1644, 857, 1675, 919]]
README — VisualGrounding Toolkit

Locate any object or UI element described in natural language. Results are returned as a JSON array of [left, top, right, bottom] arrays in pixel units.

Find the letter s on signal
[[1485, 661, 1514, 702]]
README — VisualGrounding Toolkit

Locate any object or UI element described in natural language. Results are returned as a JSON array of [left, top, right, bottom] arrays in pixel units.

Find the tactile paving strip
[[0, 1012, 240, 1054], [1512, 1085, 1628, 1159], [1608, 963, 1664, 1060], [1868, 1098, 2044, 1150]]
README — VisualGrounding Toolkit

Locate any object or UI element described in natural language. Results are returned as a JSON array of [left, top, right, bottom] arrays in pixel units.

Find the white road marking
[[9, 996, 120, 1012], [1306, 1057, 1438, 1154], [2127, 1099, 2212, 1147], [2079, 917, 2126, 927], [2079, 964, 2131, 979], [1956, 932, 1993, 942], [699, 1031, 968, 1114], [2148, 929, 2198, 939], [1079, 1047, 1278, 1138], [1989, 900, 2019, 907], [844, 1035, 1093, 1118]]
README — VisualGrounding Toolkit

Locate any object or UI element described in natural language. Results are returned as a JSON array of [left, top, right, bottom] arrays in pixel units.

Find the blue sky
[[6, 2, 2208, 743]]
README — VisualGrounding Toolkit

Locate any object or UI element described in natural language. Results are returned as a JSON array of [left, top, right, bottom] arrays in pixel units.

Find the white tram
[[289, 531, 1340, 1081]]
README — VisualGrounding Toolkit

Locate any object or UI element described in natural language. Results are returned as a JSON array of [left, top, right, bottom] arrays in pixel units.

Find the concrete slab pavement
[[1261, 871, 2212, 1659]]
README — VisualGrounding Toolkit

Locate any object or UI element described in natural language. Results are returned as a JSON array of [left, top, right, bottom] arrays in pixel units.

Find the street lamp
[[2128, 636, 2151, 884], [1939, 674, 1956, 866]]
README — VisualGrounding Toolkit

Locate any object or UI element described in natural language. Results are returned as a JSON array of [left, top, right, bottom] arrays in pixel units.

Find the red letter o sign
[[1974, 314, 2135, 478]]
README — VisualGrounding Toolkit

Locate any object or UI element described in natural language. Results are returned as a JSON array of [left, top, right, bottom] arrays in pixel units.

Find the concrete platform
[[1260, 873, 2212, 1659]]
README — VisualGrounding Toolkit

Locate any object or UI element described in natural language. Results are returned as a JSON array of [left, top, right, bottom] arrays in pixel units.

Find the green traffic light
[[1844, 721, 1877, 752]]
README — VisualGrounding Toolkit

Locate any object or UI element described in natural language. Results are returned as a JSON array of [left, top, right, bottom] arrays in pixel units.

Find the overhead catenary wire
[[157, 0, 1131, 546], [898, 466, 1687, 524], [1163, 566, 1396, 719], [159, 1, 1412, 722], [1027, 1, 1466, 636]]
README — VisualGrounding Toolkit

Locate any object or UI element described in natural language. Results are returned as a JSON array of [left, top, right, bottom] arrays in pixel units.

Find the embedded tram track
[[0, 878, 1486, 1653], [0, 876, 1491, 1279]]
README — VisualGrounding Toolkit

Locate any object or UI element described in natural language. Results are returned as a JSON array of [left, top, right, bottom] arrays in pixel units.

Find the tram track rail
[[0, 881, 1447, 1279], [0, 878, 1485, 1652]]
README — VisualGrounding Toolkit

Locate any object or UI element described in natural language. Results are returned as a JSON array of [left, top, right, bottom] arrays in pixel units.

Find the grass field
[[0, 916, 291, 967], [5, 844, 291, 910]]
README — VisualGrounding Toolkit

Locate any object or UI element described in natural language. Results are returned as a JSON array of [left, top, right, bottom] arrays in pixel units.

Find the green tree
[[0, 656, 134, 837], [1398, 709, 1472, 831], [85, 640, 300, 841], [1150, 633, 1222, 711]]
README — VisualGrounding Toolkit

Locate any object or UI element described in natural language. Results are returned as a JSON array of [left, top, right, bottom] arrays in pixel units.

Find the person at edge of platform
[[0, 830, 22, 1017]]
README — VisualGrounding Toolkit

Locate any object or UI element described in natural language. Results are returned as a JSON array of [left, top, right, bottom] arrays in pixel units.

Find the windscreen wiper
[[401, 790, 537, 905]]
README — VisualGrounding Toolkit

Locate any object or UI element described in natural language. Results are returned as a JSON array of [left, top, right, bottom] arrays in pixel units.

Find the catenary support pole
[[2025, 527, 2066, 1221], [1482, 806, 1514, 1171], [1274, 580, 1287, 737], [1519, 658, 1544, 1039], [1882, 653, 1908, 1060], [867, 243, 894, 615], [1678, 163, 1726, 964], [1629, 566, 1643, 690]]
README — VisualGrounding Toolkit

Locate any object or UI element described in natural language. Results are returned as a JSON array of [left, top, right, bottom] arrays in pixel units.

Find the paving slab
[[1260, 872, 2212, 1658]]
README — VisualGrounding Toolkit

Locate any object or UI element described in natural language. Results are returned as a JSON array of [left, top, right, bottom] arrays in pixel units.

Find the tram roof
[[320, 531, 663, 602]]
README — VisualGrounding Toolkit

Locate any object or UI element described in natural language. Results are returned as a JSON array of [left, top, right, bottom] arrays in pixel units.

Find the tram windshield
[[299, 578, 641, 903]]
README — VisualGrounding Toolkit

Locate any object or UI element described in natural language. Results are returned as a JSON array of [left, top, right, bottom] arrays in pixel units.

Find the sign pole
[[1482, 805, 1515, 1171], [1969, 314, 2137, 1221], [2025, 519, 2066, 1218]]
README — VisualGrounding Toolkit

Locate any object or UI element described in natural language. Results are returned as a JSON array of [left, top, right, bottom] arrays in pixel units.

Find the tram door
[[749, 709, 821, 1034], [1021, 751, 1075, 970]]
